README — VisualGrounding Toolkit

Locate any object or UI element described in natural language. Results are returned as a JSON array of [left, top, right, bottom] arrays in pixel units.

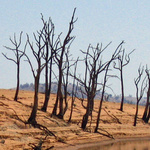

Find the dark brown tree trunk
[[142, 90, 150, 121], [52, 8, 76, 119], [41, 60, 49, 112], [52, 94, 59, 116], [95, 99, 103, 132], [57, 95, 64, 119], [145, 105, 150, 123], [81, 100, 90, 129], [63, 97, 68, 116], [95, 65, 109, 133], [120, 68, 124, 111], [133, 101, 139, 126], [43, 60, 52, 111], [142, 68, 150, 123], [52, 64, 64, 119], [14, 63, 20, 101], [28, 75, 39, 125], [3, 32, 25, 102], [68, 98, 74, 122], [57, 72, 64, 119], [68, 71, 78, 123], [41, 43, 53, 112]]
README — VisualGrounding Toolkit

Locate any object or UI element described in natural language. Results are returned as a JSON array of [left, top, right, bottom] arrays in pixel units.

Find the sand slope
[[0, 89, 150, 150]]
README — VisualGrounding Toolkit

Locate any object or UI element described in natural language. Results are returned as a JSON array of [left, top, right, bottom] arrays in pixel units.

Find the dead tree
[[114, 49, 134, 111], [40, 15, 58, 112], [25, 26, 47, 125], [133, 66, 147, 126], [70, 41, 123, 130], [95, 42, 123, 133], [142, 66, 150, 123], [61, 50, 72, 116], [2, 32, 26, 101], [79, 43, 110, 130], [68, 58, 79, 123], [52, 8, 77, 119]]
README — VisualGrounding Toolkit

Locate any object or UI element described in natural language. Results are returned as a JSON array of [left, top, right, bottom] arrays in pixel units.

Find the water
[[78, 139, 150, 150]]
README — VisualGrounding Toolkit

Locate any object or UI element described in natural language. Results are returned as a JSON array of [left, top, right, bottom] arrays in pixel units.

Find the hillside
[[19, 83, 147, 105], [0, 89, 150, 150]]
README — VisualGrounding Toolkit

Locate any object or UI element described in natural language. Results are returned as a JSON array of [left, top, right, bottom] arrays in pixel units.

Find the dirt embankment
[[0, 89, 150, 150]]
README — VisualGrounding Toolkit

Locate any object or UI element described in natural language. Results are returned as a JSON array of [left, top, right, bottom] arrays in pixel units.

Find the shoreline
[[56, 135, 150, 150]]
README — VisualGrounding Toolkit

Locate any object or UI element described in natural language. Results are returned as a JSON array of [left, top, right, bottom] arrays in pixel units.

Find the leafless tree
[[95, 42, 123, 133], [142, 66, 150, 123], [40, 15, 59, 112], [25, 25, 47, 125], [133, 65, 147, 126], [61, 50, 75, 116], [52, 8, 77, 119], [70, 41, 123, 130], [114, 49, 134, 111], [79, 43, 111, 130], [2, 32, 26, 101], [68, 58, 79, 123]]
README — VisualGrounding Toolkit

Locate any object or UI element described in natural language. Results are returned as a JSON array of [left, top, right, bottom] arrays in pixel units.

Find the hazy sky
[[0, 0, 150, 96]]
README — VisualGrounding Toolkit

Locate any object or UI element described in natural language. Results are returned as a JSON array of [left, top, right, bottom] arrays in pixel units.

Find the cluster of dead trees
[[2, 8, 150, 131]]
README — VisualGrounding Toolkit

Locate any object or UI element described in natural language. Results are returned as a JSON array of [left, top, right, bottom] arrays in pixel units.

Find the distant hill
[[19, 82, 147, 106]]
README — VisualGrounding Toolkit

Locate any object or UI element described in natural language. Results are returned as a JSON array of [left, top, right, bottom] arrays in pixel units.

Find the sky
[[0, 0, 150, 97]]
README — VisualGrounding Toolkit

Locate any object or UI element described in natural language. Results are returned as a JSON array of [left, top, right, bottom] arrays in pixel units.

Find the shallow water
[[78, 139, 150, 150]]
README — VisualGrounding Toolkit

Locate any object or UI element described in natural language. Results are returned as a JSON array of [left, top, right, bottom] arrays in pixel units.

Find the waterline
[[78, 138, 150, 150]]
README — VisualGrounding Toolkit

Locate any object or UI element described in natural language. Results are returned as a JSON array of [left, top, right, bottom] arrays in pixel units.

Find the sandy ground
[[0, 89, 150, 150]]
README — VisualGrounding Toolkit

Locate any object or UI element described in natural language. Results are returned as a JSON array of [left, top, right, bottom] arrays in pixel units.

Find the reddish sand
[[0, 89, 150, 150]]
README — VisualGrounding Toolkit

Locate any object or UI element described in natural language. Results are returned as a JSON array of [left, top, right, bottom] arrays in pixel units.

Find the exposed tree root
[[103, 108, 122, 124], [97, 128, 114, 139], [29, 136, 54, 150]]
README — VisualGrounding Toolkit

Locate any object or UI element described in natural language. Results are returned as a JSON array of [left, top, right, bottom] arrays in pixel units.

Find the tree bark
[[95, 65, 109, 133], [28, 75, 39, 125], [142, 90, 150, 121], [14, 63, 20, 101], [133, 101, 139, 126], [81, 100, 90, 129], [120, 68, 124, 111], [41, 60, 49, 112]]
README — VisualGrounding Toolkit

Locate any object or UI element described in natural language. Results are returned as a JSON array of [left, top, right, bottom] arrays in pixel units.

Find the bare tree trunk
[[81, 99, 90, 129], [120, 69, 124, 111], [52, 94, 59, 116], [52, 66, 64, 118], [145, 105, 150, 123], [14, 63, 20, 101], [68, 64, 78, 122], [95, 64, 109, 133], [95, 83, 106, 132], [114, 49, 134, 112], [68, 99, 74, 122], [133, 65, 146, 126], [133, 101, 139, 126], [57, 81, 64, 119], [52, 8, 76, 119], [41, 58, 49, 112], [3, 32, 25, 102], [58, 96, 64, 119], [142, 67, 150, 123], [142, 90, 150, 121], [28, 76, 40, 125], [44, 60, 53, 111], [63, 95, 68, 116]]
